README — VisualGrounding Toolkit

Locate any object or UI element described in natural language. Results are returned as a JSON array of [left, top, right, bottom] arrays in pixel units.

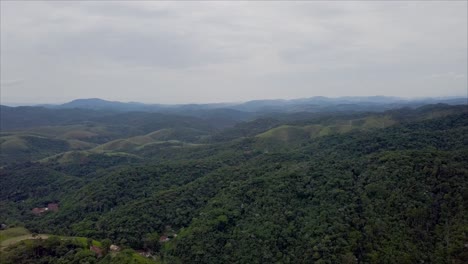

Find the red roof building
[[47, 203, 59, 212], [32, 203, 59, 215]]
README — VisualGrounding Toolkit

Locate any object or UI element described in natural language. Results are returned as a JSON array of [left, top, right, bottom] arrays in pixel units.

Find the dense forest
[[0, 101, 467, 263]]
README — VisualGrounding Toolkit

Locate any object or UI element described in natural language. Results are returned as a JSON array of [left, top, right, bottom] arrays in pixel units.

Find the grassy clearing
[[146, 128, 174, 140], [256, 125, 291, 139], [0, 227, 102, 249], [0, 227, 30, 243], [1, 233, 50, 250], [256, 125, 308, 141], [0, 136, 28, 150], [256, 115, 401, 143], [0, 233, 101, 251], [71, 236, 102, 247], [1, 234, 49, 247], [93, 139, 139, 152], [67, 139, 96, 149], [0, 227, 53, 250]]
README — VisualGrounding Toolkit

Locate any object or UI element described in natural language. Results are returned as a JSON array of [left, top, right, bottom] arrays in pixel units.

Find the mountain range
[[31, 96, 466, 113]]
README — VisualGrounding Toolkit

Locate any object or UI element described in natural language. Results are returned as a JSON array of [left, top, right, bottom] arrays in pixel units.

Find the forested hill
[[0, 104, 467, 263]]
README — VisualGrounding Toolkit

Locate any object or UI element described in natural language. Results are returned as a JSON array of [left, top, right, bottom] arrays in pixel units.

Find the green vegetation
[[0, 226, 154, 263], [0, 230, 156, 264], [0, 227, 30, 243], [0, 103, 467, 263]]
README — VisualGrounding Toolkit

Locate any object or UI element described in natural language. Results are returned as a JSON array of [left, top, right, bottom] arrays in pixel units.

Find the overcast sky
[[1, 1, 467, 104]]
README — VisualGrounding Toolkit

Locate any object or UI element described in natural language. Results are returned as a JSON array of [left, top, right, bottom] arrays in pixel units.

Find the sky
[[1, 1, 467, 105]]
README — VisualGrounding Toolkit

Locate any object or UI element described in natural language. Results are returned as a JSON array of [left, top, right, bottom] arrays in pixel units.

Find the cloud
[[1, 79, 24, 86], [428, 72, 467, 80], [0, 1, 466, 104]]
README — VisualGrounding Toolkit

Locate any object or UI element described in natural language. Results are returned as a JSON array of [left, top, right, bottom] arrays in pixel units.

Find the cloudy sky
[[1, 1, 467, 104]]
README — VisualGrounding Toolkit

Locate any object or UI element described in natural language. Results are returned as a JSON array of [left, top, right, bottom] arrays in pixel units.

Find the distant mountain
[[228, 96, 466, 112], [57, 98, 160, 112], [4, 96, 463, 117]]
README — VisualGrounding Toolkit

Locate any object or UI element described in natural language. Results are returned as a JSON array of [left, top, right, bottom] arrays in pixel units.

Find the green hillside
[[0, 122, 212, 166], [0, 227, 156, 264], [0, 104, 467, 263]]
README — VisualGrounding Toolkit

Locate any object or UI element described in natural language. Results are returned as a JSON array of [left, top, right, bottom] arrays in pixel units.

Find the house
[[90, 245, 103, 257], [31, 203, 59, 215], [32, 207, 47, 215], [110, 244, 121, 252]]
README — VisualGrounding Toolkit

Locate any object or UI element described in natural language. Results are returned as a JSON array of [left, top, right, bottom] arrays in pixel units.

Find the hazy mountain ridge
[[9, 96, 466, 113], [3, 97, 464, 132]]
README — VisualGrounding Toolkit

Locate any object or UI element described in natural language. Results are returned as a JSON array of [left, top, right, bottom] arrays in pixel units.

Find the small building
[[47, 203, 59, 212], [32, 207, 47, 215], [31, 203, 59, 215], [110, 244, 121, 252]]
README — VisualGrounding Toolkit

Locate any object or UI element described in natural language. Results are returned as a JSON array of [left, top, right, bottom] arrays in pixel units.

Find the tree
[[102, 238, 112, 256], [143, 232, 160, 252], [87, 238, 93, 248]]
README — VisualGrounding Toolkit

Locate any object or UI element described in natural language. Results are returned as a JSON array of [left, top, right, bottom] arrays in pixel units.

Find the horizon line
[[1, 94, 467, 107]]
